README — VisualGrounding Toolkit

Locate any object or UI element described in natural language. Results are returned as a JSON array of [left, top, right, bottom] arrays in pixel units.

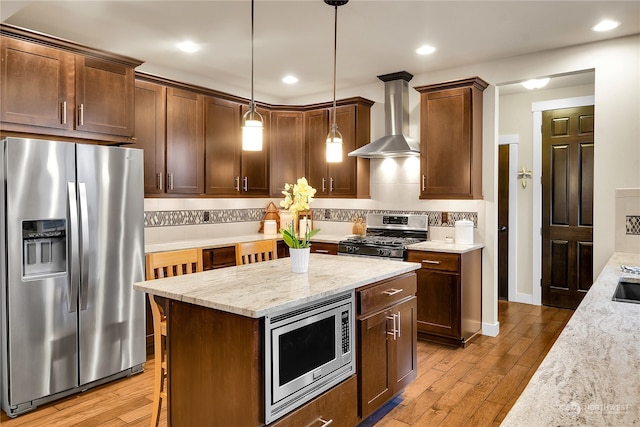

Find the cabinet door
[[205, 96, 241, 195], [133, 80, 166, 195], [1, 37, 73, 130], [328, 105, 357, 197], [415, 268, 461, 339], [390, 296, 417, 393], [270, 111, 304, 196], [241, 106, 270, 196], [305, 109, 329, 196], [75, 56, 135, 137], [166, 87, 204, 194], [358, 308, 393, 419]]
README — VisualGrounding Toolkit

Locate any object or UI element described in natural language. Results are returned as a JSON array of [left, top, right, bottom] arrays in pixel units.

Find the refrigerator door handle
[[78, 183, 90, 311], [67, 183, 79, 313]]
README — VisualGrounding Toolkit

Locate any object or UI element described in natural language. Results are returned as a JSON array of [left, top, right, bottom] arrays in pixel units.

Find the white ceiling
[[2, 1, 638, 103]]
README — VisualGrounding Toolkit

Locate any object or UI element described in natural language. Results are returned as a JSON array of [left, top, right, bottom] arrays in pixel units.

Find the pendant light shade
[[325, 0, 348, 163], [242, 0, 263, 151]]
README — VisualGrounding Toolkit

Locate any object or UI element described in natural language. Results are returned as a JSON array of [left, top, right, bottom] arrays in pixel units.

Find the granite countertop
[[134, 254, 421, 318], [406, 240, 485, 254], [145, 233, 347, 253], [501, 252, 640, 426]]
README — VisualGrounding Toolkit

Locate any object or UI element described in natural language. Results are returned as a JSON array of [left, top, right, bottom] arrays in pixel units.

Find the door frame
[[498, 135, 519, 303], [531, 95, 595, 306]]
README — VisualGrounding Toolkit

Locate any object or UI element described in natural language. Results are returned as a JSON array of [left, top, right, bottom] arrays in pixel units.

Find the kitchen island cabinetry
[[134, 255, 420, 426], [415, 77, 488, 199], [406, 249, 482, 347], [305, 99, 372, 199], [0, 26, 140, 143], [357, 273, 417, 419]]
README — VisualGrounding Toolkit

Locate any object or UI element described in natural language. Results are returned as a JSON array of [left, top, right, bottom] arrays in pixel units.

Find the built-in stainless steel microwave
[[264, 291, 355, 424]]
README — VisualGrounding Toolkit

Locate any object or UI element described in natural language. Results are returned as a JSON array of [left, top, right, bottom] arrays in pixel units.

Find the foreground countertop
[[502, 252, 640, 426], [134, 254, 420, 318]]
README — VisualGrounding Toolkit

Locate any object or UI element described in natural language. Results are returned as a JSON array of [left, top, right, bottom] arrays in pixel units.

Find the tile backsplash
[[615, 189, 640, 253], [144, 208, 478, 228], [626, 215, 640, 235]]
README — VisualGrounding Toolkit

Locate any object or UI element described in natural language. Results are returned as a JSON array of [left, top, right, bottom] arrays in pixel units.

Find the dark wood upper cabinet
[[270, 111, 304, 196], [204, 97, 269, 197], [415, 77, 488, 199], [133, 80, 166, 194], [0, 25, 141, 143], [305, 99, 372, 198], [166, 87, 205, 194]]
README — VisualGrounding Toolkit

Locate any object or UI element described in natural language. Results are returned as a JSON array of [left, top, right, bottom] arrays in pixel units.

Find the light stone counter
[[134, 254, 420, 318], [144, 233, 347, 253], [406, 240, 484, 254], [502, 252, 640, 426]]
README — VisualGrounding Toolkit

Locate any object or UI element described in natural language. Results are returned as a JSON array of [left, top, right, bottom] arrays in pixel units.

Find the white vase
[[289, 247, 310, 273]]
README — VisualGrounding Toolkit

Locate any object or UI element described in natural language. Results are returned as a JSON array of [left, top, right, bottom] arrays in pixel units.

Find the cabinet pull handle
[[315, 249, 330, 254], [318, 419, 333, 426], [321, 177, 326, 193], [61, 101, 67, 124], [330, 177, 334, 193], [382, 288, 403, 296], [157, 173, 163, 190], [422, 174, 426, 191], [78, 104, 84, 126], [235, 176, 240, 192], [243, 176, 248, 192], [397, 310, 401, 338], [168, 173, 174, 190], [422, 260, 440, 265], [386, 314, 398, 340]]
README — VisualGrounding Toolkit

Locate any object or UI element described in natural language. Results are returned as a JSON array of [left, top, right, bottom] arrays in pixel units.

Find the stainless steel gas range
[[338, 214, 428, 259]]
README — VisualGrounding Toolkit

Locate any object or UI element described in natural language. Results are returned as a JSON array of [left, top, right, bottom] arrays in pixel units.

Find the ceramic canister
[[454, 219, 474, 244]]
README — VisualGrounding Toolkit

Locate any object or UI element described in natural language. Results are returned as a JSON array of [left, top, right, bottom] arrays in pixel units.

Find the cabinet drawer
[[310, 242, 338, 255], [269, 375, 357, 427], [358, 273, 417, 315], [407, 251, 460, 273]]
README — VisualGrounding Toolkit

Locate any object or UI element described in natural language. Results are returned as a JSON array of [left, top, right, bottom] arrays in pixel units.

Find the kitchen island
[[134, 254, 421, 426], [501, 252, 640, 426]]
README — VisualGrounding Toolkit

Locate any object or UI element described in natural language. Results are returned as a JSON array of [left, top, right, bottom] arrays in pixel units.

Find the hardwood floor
[[0, 301, 572, 427]]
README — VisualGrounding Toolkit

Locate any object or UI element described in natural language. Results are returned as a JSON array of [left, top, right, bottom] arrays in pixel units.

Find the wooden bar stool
[[145, 248, 203, 427], [235, 239, 278, 265]]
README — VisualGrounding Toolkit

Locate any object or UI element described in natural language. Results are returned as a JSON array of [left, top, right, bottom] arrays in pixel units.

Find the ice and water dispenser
[[22, 219, 66, 278]]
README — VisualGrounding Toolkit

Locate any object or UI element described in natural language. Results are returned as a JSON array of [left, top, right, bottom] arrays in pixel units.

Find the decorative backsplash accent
[[626, 215, 640, 235], [144, 208, 478, 228]]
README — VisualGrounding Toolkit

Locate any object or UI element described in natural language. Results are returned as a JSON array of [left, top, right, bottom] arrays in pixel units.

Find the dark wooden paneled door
[[498, 144, 510, 300], [542, 106, 594, 309]]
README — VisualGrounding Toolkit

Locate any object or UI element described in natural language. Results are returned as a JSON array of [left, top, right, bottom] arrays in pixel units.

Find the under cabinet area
[[406, 249, 482, 347], [356, 273, 418, 419], [1, 26, 140, 143]]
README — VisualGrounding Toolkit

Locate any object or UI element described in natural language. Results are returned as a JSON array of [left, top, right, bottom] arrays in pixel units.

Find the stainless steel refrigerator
[[0, 137, 145, 417]]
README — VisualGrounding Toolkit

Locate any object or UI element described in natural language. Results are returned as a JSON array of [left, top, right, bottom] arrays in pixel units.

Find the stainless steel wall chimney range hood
[[348, 71, 420, 158]]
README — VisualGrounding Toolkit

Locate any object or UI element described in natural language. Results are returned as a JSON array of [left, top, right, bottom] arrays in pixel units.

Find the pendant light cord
[[250, 0, 255, 118], [331, 4, 338, 135]]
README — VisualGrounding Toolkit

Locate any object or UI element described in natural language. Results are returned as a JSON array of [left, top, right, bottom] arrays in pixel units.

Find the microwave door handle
[[78, 183, 90, 311], [67, 183, 79, 313]]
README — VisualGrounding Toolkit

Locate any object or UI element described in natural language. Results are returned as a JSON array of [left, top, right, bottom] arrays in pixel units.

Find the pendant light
[[325, 0, 348, 163], [242, 0, 263, 151]]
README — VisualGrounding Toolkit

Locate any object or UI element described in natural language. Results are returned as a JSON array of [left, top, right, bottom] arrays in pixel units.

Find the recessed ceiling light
[[592, 19, 620, 32], [282, 75, 298, 84], [521, 78, 551, 90], [177, 41, 200, 53], [416, 45, 436, 55]]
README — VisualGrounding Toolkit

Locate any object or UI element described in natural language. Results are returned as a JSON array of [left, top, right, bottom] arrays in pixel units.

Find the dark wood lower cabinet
[[356, 273, 418, 419], [406, 249, 482, 347]]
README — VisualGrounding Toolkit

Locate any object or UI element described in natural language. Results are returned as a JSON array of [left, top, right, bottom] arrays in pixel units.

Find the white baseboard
[[482, 321, 500, 337], [513, 292, 535, 305]]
